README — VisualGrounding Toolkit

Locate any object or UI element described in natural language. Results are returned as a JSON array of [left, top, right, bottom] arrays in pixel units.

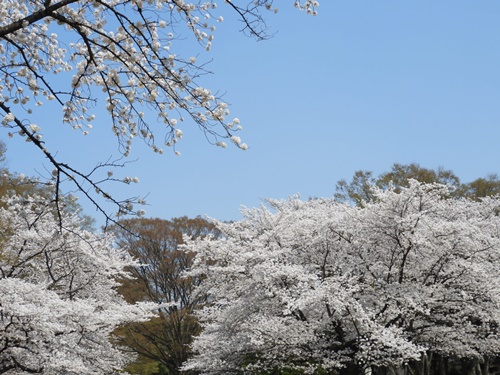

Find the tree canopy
[[183, 181, 500, 374], [0, 193, 156, 373], [334, 163, 500, 206]]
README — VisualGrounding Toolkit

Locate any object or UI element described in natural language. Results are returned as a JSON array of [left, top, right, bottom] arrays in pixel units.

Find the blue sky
[[4, 1, 500, 224]]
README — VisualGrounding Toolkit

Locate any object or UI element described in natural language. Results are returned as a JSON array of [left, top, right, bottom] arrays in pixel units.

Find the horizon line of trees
[[334, 163, 500, 206]]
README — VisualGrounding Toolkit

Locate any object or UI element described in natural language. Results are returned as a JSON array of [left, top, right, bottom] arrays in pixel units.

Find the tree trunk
[[461, 358, 481, 375], [481, 356, 491, 375], [409, 352, 432, 375], [431, 354, 448, 375]]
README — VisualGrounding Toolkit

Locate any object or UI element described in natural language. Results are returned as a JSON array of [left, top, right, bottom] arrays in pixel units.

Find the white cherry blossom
[[0, 194, 157, 373], [0, 0, 319, 222], [183, 181, 500, 374]]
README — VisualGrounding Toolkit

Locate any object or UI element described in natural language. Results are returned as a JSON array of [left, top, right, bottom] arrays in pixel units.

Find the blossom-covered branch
[[0, 0, 318, 221]]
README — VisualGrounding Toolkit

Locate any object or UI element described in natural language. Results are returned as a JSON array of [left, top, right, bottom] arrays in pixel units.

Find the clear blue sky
[[4, 1, 500, 224]]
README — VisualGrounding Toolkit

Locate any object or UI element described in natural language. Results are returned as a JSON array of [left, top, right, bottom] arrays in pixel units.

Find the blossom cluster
[[0, 0, 318, 219], [183, 181, 500, 374], [0, 0, 318, 156], [0, 194, 157, 373]]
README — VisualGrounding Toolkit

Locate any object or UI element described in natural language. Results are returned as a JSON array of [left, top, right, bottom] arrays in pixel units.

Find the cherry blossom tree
[[0, 0, 318, 224], [183, 181, 500, 374], [351, 182, 500, 374], [0, 194, 157, 374]]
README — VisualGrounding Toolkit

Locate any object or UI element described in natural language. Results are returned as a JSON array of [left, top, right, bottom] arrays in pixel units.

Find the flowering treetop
[[183, 181, 500, 374]]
